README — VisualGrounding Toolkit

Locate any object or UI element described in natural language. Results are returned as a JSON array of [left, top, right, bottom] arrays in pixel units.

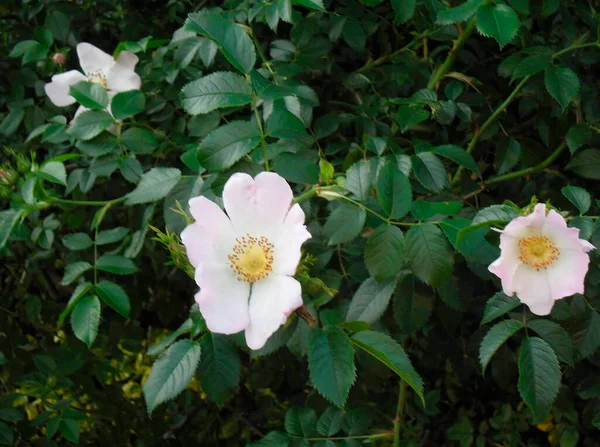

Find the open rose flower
[[489, 203, 595, 315], [44, 42, 141, 114], [181, 172, 311, 350]]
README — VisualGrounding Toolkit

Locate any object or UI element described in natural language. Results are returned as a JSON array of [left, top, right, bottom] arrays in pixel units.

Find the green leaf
[[344, 161, 371, 201], [39, 161, 67, 185], [308, 327, 356, 408], [185, 12, 256, 73], [544, 67, 579, 110], [62, 233, 93, 251], [0, 108, 25, 135], [198, 333, 241, 405], [396, 106, 429, 132], [405, 223, 453, 287], [266, 106, 311, 143], [476, 4, 520, 48], [59, 282, 93, 324], [97, 255, 138, 275], [181, 71, 252, 115], [391, 0, 416, 23], [96, 227, 129, 245], [436, 0, 485, 25], [61, 262, 93, 286], [59, 419, 80, 445], [562, 185, 591, 214], [542, 0, 559, 16], [69, 81, 109, 110], [346, 277, 397, 323], [285, 408, 317, 437], [351, 330, 424, 402], [70, 295, 101, 348], [365, 225, 405, 281], [0, 209, 23, 250], [317, 407, 345, 436], [147, 319, 193, 357], [292, 0, 325, 11], [125, 167, 182, 205], [76, 133, 119, 157], [481, 292, 521, 325], [272, 153, 319, 184], [393, 274, 433, 334], [518, 337, 561, 420], [574, 311, 600, 358], [375, 162, 412, 219], [411, 153, 449, 193], [567, 149, 600, 180], [143, 339, 202, 414], [480, 319, 524, 373], [111, 90, 146, 120], [528, 319, 574, 366], [429, 144, 480, 175], [495, 137, 521, 175], [248, 431, 291, 447], [324, 204, 366, 245], [566, 124, 591, 154], [411, 200, 462, 221], [197, 121, 261, 171], [68, 110, 114, 141], [95, 280, 130, 318], [163, 177, 204, 234], [120, 128, 158, 154], [512, 54, 552, 79], [0, 421, 14, 446]]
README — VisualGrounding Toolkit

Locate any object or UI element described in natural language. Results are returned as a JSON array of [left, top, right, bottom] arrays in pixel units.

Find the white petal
[[487, 228, 521, 293], [547, 250, 590, 300], [223, 172, 294, 234], [44, 71, 87, 107], [106, 51, 141, 92], [77, 42, 115, 76], [511, 264, 554, 315], [51, 70, 88, 86], [181, 223, 219, 268], [272, 204, 311, 276], [245, 275, 303, 350], [195, 263, 250, 334]]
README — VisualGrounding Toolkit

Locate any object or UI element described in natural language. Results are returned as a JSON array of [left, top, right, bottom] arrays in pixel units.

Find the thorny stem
[[393, 380, 409, 447]]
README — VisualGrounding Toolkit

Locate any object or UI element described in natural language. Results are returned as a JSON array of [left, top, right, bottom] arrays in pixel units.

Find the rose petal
[[107, 51, 141, 92], [44, 70, 87, 107], [245, 275, 303, 350], [77, 43, 115, 77], [511, 264, 554, 315], [272, 204, 311, 276], [547, 250, 589, 300]]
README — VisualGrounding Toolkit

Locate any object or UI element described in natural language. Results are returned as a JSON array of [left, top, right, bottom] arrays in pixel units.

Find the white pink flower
[[181, 172, 311, 350], [44, 43, 141, 114], [489, 203, 595, 315]]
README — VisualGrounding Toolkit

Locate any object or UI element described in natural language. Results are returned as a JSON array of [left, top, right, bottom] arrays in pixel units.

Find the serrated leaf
[[292, 0, 325, 11], [94, 280, 130, 318], [125, 167, 181, 205], [59, 282, 94, 324], [566, 149, 600, 180], [61, 262, 92, 286], [411, 200, 462, 221], [147, 319, 193, 357], [324, 204, 366, 246], [39, 161, 67, 185], [59, 419, 80, 444], [411, 153, 449, 193], [69, 81, 108, 110], [396, 106, 429, 133], [376, 162, 412, 219], [197, 121, 261, 171], [562, 185, 591, 214], [0, 209, 23, 250], [436, 0, 485, 25], [480, 319, 524, 372], [143, 339, 201, 413], [566, 124, 591, 154], [68, 110, 114, 141], [365, 225, 405, 281], [317, 407, 345, 436], [346, 277, 397, 323], [70, 295, 101, 348], [285, 408, 317, 437], [62, 233, 93, 251], [181, 71, 252, 115], [574, 311, 600, 358], [528, 319, 574, 366], [544, 67, 579, 111], [428, 144, 480, 175], [481, 292, 521, 325], [96, 227, 129, 245], [266, 106, 311, 143], [495, 137, 521, 175], [351, 330, 424, 402], [393, 274, 433, 334], [391, 0, 416, 23], [120, 128, 158, 154], [512, 54, 552, 79], [344, 161, 371, 201], [476, 4, 520, 48], [185, 12, 256, 73], [96, 255, 138, 275], [405, 223, 453, 286], [111, 90, 146, 120], [308, 327, 356, 407], [198, 333, 241, 405], [518, 337, 561, 420]]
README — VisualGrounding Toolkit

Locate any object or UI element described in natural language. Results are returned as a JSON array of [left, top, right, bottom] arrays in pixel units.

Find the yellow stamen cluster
[[88, 70, 108, 88], [518, 235, 560, 269], [228, 234, 274, 282]]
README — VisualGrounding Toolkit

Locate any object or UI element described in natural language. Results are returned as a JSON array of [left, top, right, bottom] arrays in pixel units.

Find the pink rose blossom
[[181, 172, 311, 350], [489, 203, 595, 315]]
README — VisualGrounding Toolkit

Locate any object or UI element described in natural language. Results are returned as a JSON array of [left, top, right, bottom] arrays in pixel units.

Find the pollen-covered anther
[[518, 235, 560, 269], [87, 70, 108, 88], [228, 234, 274, 282]]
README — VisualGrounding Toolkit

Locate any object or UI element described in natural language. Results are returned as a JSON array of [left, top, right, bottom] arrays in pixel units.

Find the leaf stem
[[393, 380, 409, 447], [426, 17, 477, 90], [49, 197, 125, 207], [301, 432, 394, 441], [252, 104, 270, 171]]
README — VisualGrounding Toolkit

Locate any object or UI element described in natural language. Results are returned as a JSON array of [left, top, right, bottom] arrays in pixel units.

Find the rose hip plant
[[2, 0, 600, 445]]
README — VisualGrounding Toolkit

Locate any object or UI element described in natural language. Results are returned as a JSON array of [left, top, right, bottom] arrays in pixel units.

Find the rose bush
[[2, 0, 600, 445]]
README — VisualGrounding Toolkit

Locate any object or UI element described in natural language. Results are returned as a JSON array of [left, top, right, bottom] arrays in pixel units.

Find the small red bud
[[52, 53, 66, 65]]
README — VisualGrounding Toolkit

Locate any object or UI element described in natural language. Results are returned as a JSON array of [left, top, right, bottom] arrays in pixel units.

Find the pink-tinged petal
[[245, 275, 303, 350], [107, 52, 141, 92], [511, 264, 554, 315], [77, 43, 115, 77], [502, 203, 547, 238], [183, 196, 235, 265], [541, 210, 584, 250], [223, 172, 293, 234], [194, 263, 250, 334], [272, 204, 311, 276], [488, 229, 521, 292], [547, 250, 590, 300], [580, 239, 596, 252]]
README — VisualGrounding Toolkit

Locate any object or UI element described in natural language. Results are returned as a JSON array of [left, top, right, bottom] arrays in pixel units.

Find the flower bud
[[52, 53, 66, 65]]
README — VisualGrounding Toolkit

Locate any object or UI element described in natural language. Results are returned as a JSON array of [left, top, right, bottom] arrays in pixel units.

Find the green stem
[[393, 380, 409, 447], [293, 186, 318, 204], [301, 432, 394, 441], [426, 17, 477, 90], [252, 104, 270, 171], [49, 197, 125, 207], [552, 41, 599, 58], [484, 141, 567, 186]]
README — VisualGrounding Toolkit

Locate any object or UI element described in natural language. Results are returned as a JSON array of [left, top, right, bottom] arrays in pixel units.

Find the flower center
[[228, 234, 274, 282], [87, 70, 108, 89], [518, 235, 560, 269]]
